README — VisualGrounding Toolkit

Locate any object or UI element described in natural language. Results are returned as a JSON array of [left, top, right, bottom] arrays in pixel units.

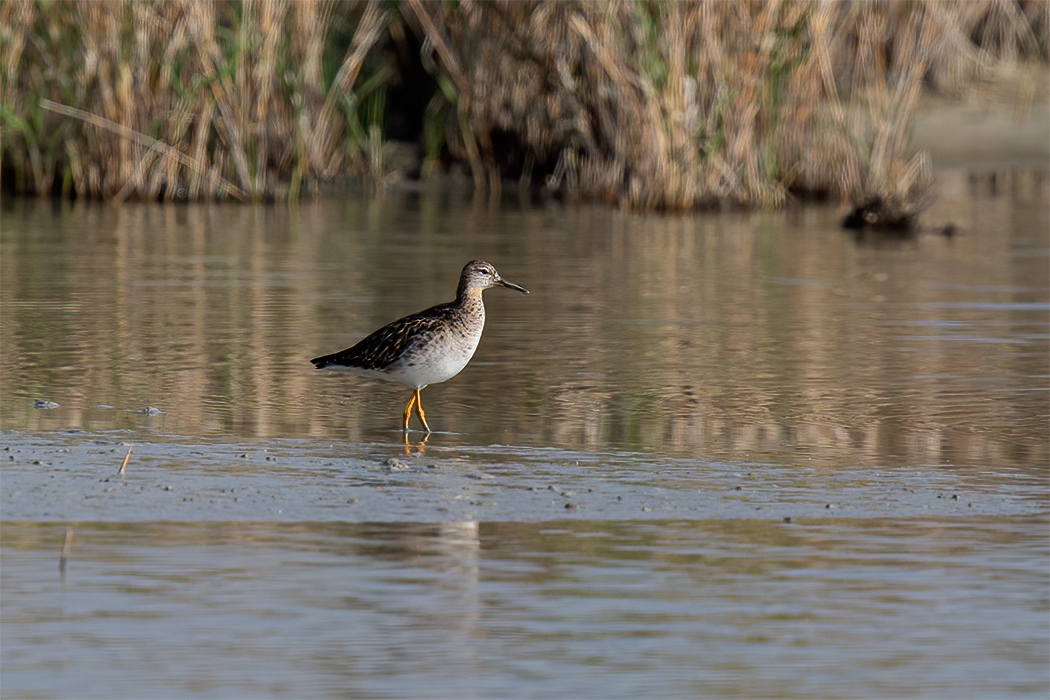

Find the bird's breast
[[385, 312, 485, 387]]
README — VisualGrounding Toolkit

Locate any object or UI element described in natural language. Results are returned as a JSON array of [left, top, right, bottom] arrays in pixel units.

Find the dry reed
[[1, 0, 1046, 210], [1, 0, 389, 201], [403, 0, 1047, 212]]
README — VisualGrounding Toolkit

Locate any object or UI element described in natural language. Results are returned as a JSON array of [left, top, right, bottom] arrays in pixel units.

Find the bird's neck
[[455, 286, 485, 307]]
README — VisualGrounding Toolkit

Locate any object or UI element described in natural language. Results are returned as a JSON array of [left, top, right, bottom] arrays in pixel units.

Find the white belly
[[386, 328, 482, 387]]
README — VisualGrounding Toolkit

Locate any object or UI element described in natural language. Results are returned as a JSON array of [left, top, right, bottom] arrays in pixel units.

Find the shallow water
[[3, 175, 1048, 466], [1, 170, 1048, 698], [2, 516, 1047, 699]]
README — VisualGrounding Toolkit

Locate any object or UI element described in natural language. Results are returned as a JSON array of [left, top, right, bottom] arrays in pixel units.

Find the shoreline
[[2, 431, 1044, 524]]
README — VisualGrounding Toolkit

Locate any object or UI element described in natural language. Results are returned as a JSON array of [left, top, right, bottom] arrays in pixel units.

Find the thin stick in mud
[[118, 446, 132, 475]]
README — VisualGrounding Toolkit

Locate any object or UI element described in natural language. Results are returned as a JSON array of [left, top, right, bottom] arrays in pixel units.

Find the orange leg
[[413, 388, 431, 433], [401, 391, 417, 433], [401, 388, 431, 433]]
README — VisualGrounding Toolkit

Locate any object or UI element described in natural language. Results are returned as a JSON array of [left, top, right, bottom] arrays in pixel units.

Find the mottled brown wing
[[311, 303, 453, 371]]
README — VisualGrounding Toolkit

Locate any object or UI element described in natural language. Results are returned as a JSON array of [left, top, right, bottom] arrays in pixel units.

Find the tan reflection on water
[[1, 171, 1047, 469]]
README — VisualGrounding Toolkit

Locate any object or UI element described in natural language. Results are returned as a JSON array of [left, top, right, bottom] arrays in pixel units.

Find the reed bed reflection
[[1, 174, 1047, 473]]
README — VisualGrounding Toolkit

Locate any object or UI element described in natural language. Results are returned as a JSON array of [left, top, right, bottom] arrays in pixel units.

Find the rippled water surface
[[3, 516, 1047, 699], [1, 170, 1048, 698]]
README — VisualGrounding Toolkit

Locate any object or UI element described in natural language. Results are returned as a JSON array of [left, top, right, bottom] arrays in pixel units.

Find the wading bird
[[311, 260, 529, 434]]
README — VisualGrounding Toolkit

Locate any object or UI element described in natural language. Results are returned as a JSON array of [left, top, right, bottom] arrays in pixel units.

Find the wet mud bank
[[3, 431, 1041, 524]]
